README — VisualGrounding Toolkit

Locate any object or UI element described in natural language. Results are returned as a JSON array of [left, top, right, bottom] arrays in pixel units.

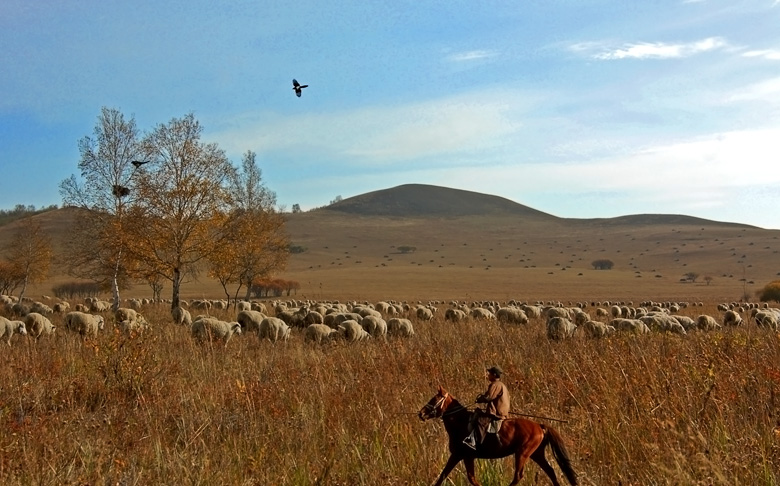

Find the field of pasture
[[2, 301, 779, 485]]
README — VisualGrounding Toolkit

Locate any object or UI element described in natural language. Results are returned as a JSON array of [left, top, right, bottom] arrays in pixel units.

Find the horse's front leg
[[433, 454, 462, 486], [463, 457, 482, 486]]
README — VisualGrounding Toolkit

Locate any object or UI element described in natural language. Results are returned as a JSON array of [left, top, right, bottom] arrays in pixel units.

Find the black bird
[[112, 184, 130, 198], [131, 160, 149, 169], [292, 79, 308, 98]]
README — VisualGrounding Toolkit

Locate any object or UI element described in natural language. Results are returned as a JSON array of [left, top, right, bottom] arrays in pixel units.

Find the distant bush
[[591, 259, 614, 270], [757, 280, 780, 303], [288, 244, 306, 254], [397, 246, 417, 254], [52, 281, 103, 299]]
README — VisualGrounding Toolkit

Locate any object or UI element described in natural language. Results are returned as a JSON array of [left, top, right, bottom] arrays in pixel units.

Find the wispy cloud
[[208, 89, 531, 165], [445, 49, 498, 62], [742, 49, 780, 60], [580, 37, 729, 60], [726, 76, 780, 102]]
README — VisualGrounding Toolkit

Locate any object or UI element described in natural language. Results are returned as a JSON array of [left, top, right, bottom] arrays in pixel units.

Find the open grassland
[[2, 303, 779, 485]]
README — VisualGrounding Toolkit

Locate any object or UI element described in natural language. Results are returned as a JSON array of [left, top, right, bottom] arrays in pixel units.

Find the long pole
[[508, 411, 569, 423]]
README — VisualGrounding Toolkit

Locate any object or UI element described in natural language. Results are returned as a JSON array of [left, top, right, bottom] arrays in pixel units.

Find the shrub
[[591, 259, 614, 270], [758, 280, 780, 303]]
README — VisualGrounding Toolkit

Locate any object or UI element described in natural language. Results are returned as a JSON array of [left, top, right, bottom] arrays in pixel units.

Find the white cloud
[[742, 49, 780, 60], [590, 37, 729, 60], [445, 50, 498, 62], [209, 89, 531, 165], [726, 76, 780, 102]]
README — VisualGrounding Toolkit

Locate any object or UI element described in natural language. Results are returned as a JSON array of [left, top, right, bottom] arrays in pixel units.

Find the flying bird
[[131, 160, 149, 169], [292, 79, 308, 97]]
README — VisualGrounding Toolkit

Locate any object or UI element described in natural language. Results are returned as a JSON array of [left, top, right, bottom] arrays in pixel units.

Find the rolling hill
[[2, 184, 778, 302]]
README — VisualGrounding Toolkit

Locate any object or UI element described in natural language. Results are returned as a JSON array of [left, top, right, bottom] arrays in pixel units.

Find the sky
[[2, 0, 780, 229]]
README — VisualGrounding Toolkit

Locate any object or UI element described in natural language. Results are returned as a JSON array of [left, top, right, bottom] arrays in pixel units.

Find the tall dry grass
[[2, 304, 779, 485]]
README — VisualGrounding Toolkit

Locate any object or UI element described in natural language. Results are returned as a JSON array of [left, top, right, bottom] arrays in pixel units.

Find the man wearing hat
[[463, 365, 510, 449]]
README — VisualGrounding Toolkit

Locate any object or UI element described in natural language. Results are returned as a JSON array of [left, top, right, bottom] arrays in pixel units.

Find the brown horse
[[418, 386, 578, 486]]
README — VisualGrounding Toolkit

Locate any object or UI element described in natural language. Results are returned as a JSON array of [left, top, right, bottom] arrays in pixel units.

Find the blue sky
[[2, 0, 779, 228]]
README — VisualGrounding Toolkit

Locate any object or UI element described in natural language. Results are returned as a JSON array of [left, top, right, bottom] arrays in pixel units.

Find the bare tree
[[7, 217, 52, 300], [59, 107, 143, 310], [125, 113, 237, 310], [209, 151, 289, 305]]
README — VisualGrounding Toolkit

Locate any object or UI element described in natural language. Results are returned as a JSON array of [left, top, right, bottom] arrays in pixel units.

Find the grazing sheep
[[236, 310, 267, 334], [53, 302, 71, 313], [722, 310, 743, 327], [258, 317, 291, 343], [581, 320, 615, 339], [11, 302, 30, 317], [445, 308, 468, 322], [612, 318, 650, 335], [304, 324, 337, 344], [24, 312, 55, 339], [30, 302, 54, 315], [304, 310, 324, 325], [639, 314, 686, 335], [191, 317, 242, 346], [545, 307, 570, 320], [496, 307, 529, 325], [64, 311, 105, 338], [470, 308, 496, 320], [754, 310, 779, 330], [360, 315, 387, 339], [89, 300, 111, 313], [338, 320, 371, 342], [520, 304, 542, 320], [171, 306, 192, 326], [696, 315, 721, 331], [387, 318, 415, 337], [675, 315, 696, 331], [546, 317, 577, 340], [0, 316, 27, 345], [115, 307, 138, 324], [251, 302, 267, 313], [237, 301, 252, 312], [610, 305, 623, 319], [416, 307, 434, 321], [119, 314, 149, 334]]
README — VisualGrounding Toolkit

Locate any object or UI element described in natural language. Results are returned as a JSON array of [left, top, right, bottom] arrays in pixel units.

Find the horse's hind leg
[[433, 454, 463, 486], [530, 445, 560, 486], [463, 457, 482, 486]]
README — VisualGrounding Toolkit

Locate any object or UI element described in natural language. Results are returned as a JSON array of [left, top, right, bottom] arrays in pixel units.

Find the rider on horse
[[463, 365, 510, 449]]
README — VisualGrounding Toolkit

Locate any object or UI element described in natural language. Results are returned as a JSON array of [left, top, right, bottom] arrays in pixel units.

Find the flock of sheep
[[1, 293, 779, 348]]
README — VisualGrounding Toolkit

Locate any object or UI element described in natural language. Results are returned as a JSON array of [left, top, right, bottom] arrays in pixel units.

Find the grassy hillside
[[2, 185, 779, 303]]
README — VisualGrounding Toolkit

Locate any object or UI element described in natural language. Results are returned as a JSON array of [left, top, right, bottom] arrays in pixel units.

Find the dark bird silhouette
[[292, 79, 308, 98], [131, 160, 149, 169], [112, 185, 130, 198]]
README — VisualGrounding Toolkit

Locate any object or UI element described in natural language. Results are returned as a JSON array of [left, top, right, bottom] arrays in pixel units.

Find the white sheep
[[115, 307, 138, 323], [191, 317, 242, 346], [236, 310, 267, 334], [754, 310, 779, 330], [89, 300, 111, 313], [470, 307, 496, 320], [237, 301, 252, 312], [696, 315, 721, 331], [64, 311, 105, 338], [360, 315, 387, 339], [416, 307, 434, 321], [612, 318, 650, 335], [722, 310, 743, 327], [581, 320, 616, 339], [53, 302, 71, 313], [171, 306, 192, 326], [304, 323, 337, 344], [496, 307, 529, 325], [387, 318, 415, 337], [0, 316, 27, 345], [444, 308, 468, 322], [546, 316, 576, 340], [520, 304, 542, 320], [30, 302, 54, 315], [338, 320, 371, 342], [258, 317, 291, 343], [24, 312, 55, 339], [119, 314, 149, 334]]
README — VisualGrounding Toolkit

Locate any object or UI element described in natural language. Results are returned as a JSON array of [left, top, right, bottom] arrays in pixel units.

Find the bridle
[[422, 392, 449, 418]]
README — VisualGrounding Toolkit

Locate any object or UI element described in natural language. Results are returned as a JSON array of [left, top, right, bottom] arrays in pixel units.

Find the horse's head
[[418, 385, 452, 421]]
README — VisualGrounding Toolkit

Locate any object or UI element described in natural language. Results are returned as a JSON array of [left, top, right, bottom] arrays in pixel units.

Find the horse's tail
[[542, 424, 578, 486]]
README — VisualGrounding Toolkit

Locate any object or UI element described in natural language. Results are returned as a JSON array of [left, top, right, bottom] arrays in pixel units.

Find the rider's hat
[[486, 366, 503, 377]]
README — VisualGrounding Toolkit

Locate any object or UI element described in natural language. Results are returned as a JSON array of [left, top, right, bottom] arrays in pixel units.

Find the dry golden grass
[[2, 187, 780, 484], [1, 304, 779, 485]]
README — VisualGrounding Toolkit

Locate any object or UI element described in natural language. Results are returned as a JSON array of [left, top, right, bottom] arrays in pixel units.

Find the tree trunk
[[171, 267, 181, 310]]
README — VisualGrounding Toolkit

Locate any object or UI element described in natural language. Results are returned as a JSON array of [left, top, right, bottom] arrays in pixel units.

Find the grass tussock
[[1, 304, 779, 485]]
